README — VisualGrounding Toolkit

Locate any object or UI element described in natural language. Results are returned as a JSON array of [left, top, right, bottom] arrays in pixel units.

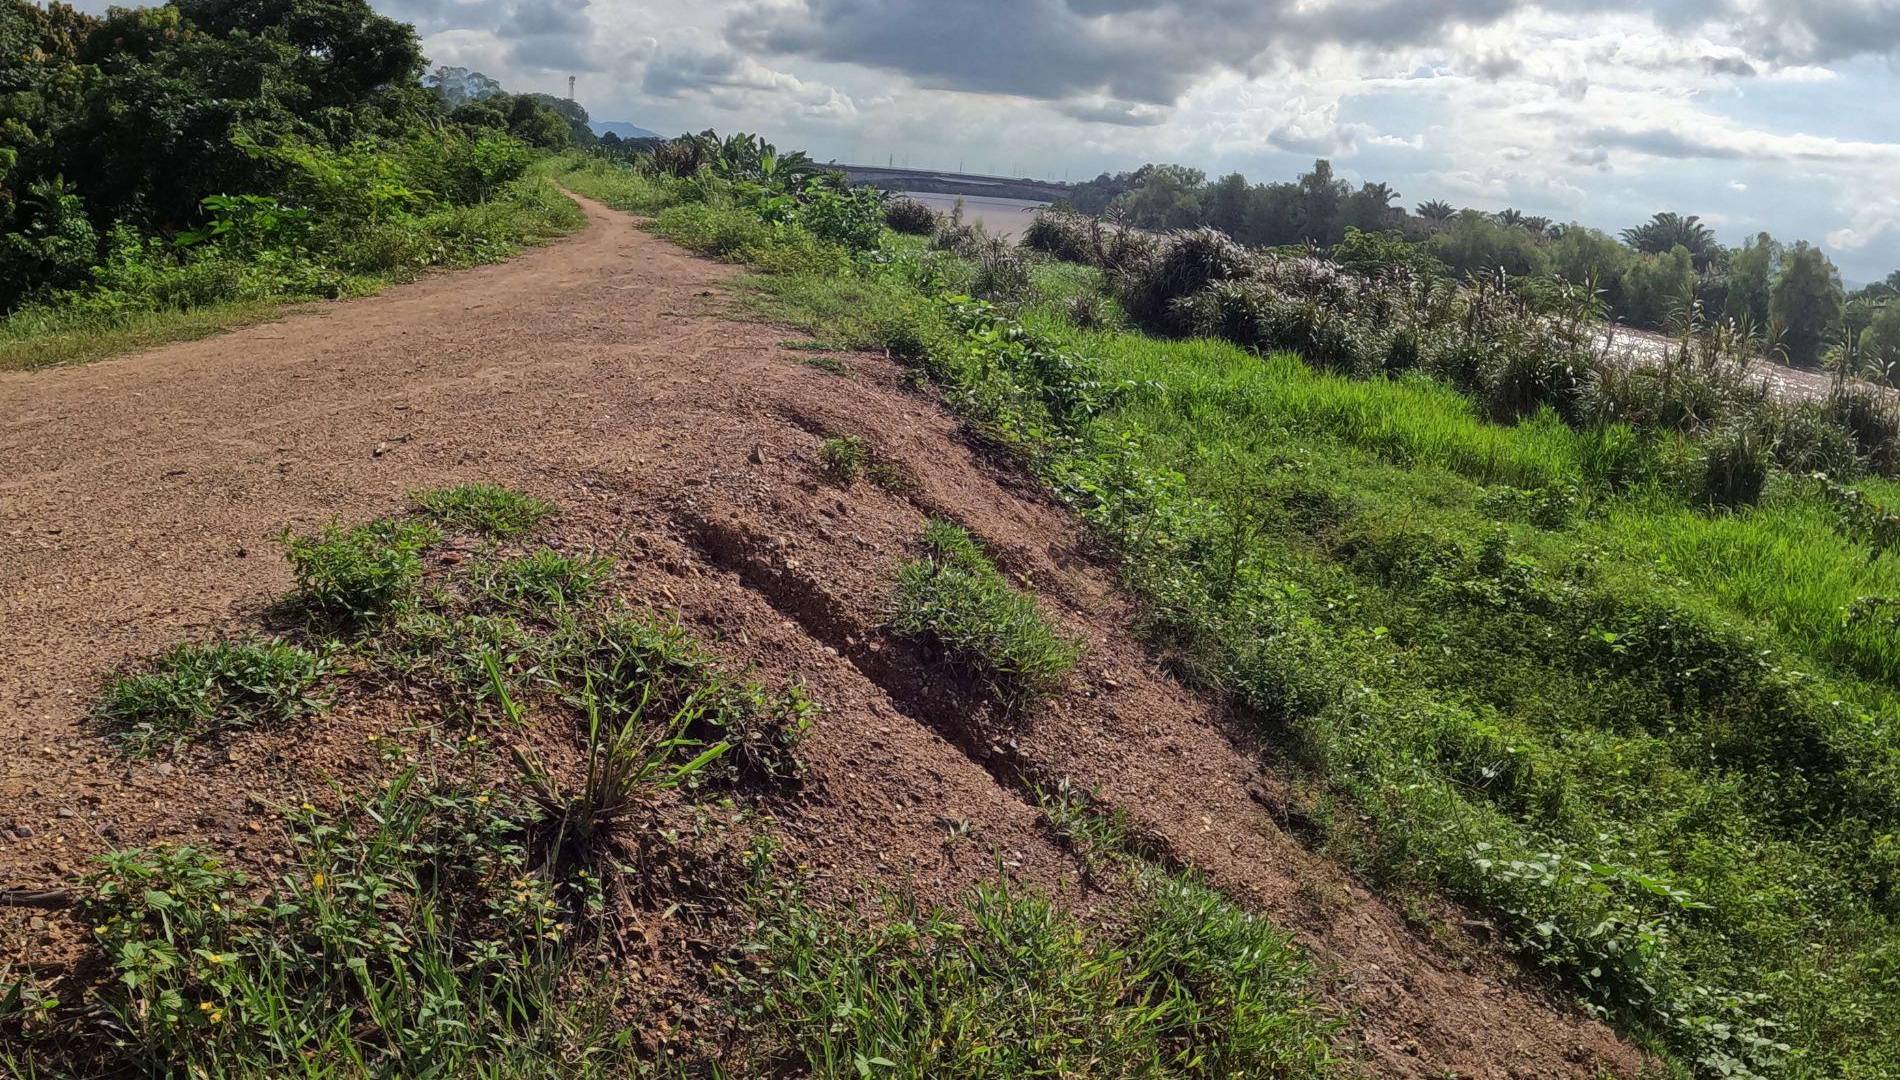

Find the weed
[[283, 518, 438, 630], [817, 435, 870, 482], [491, 654, 727, 859], [735, 875, 1335, 1079], [411, 483, 554, 539], [29, 773, 630, 1076], [95, 639, 332, 753], [473, 550, 612, 612], [891, 521, 1080, 706]]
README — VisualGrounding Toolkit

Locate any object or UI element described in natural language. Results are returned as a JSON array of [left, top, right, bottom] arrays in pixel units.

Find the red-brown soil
[[0, 192, 1646, 1076]]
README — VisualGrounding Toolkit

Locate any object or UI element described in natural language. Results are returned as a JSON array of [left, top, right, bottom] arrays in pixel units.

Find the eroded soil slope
[[1, 193, 1643, 1077]]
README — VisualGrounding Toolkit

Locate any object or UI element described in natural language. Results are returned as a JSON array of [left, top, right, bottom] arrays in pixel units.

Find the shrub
[[970, 236, 1032, 302], [1827, 387, 1900, 472], [882, 197, 938, 235], [95, 639, 332, 752], [1022, 210, 1098, 264], [284, 518, 438, 629], [891, 520, 1080, 705], [1700, 424, 1771, 508]]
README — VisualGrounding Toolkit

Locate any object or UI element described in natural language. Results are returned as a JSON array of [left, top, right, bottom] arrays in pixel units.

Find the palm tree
[[1622, 212, 1723, 271], [1415, 199, 1455, 223], [1495, 208, 1528, 229]]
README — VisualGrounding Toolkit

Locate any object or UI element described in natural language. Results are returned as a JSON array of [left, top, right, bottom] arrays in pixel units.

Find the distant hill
[[589, 121, 663, 140]]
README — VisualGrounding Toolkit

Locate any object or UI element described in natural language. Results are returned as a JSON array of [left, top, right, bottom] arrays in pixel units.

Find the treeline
[[0, 0, 588, 322], [1066, 161, 1900, 372]]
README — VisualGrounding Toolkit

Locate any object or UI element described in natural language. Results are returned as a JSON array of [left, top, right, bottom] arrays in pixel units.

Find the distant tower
[[567, 75, 575, 100]]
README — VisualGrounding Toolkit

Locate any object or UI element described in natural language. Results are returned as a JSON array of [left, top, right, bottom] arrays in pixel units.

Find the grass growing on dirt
[[411, 483, 556, 539], [737, 876, 1336, 1080], [472, 550, 612, 611], [891, 521, 1081, 706], [283, 518, 439, 630], [573, 150, 1900, 1077], [818, 435, 870, 482], [44, 773, 632, 1077], [94, 640, 333, 754]]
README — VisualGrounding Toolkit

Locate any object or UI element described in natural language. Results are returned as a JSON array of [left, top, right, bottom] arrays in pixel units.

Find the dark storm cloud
[[1584, 126, 1752, 160], [724, 0, 1520, 107], [725, 0, 1900, 124], [1055, 100, 1172, 126]]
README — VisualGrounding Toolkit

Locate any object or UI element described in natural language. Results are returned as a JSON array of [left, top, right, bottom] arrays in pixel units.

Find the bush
[[882, 197, 938, 235], [284, 518, 438, 629], [1114, 227, 1255, 334], [1700, 424, 1771, 508]]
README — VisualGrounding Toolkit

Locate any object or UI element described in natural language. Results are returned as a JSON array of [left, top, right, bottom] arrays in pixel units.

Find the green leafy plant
[[95, 639, 332, 753], [410, 484, 555, 538], [283, 518, 438, 629], [891, 520, 1081, 705]]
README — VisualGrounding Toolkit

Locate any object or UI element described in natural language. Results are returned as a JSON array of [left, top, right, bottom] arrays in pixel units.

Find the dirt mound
[[0, 193, 1643, 1076]]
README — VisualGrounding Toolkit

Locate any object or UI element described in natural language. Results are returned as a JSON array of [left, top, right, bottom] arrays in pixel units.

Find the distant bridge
[[833, 164, 1071, 203]]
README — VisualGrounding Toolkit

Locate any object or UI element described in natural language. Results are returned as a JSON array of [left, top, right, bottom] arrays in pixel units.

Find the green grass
[[890, 521, 1081, 706], [581, 156, 1900, 1076], [817, 435, 870, 482], [283, 517, 439, 630], [94, 639, 333, 754], [0, 176, 583, 374], [738, 874, 1335, 1079], [471, 550, 612, 611], [410, 483, 555, 539]]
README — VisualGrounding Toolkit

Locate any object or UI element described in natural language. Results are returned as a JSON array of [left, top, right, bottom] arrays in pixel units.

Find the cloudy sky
[[393, 0, 1898, 281]]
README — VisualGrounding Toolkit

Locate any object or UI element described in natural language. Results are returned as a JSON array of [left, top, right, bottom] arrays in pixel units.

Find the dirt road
[[0, 193, 1643, 1076]]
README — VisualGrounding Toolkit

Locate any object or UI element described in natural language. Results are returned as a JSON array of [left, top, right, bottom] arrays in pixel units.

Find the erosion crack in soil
[[1, 192, 1644, 1077]]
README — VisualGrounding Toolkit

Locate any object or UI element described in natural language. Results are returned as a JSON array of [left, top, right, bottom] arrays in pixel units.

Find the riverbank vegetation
[[1066, 161, 1899, 375], [554, 136, 1900, 1078]]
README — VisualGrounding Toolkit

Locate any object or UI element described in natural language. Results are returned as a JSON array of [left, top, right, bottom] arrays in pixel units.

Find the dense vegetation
[[557, 135, 1900, 1078], [1067, 160, 1899, 374], [0, 0, 592, 369]]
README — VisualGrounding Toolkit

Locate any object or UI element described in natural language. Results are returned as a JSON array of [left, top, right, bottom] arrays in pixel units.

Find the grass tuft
[[472, 550, 612, 612], [410, 484, 554, 539], [94, 639, 332, 754], [891, 521, 1080, 705]]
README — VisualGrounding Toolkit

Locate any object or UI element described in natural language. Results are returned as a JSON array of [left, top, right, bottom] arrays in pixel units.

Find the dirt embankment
[[0, 192, 1644, 1077]]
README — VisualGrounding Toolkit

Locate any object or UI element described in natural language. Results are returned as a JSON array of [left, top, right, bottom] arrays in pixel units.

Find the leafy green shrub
[[95, 639, 332, 752], [411, 483, 554, 538], [891, 520, 1080, 705], [284, 518, 438, 629], [882, 197, 938, 235]]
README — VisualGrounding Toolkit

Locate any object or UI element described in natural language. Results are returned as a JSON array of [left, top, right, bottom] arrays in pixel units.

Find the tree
[[1725, 232, 1779, 329], [1865, 299, 1900, 379], [1620, 246, 1697, 330], [1771, 241, 1845, 368], [1622, 211, 1724, 272], [1343, 181, 1400, 233], [425, 66, 503, 108], [1294, 159, 1347, 245], [1205, 172, 1249, 239], [1550, 225, 1633, 314], [1415, 199, 1456, 224], [1429, 212, 1550, 279]]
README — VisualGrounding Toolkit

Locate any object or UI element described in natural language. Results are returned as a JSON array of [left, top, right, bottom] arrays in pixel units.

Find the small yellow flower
[[95, 925, 108, 935], [366, 733, 379, 743], [199, 1001, 213, 1012], [301, 802, 315, 813], [209, 1010, 223, 1023], [210, 903, 221, 913], [312, 873, 327, 888], [207, 953, 225, 965], [476, 795, 490, 805]]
